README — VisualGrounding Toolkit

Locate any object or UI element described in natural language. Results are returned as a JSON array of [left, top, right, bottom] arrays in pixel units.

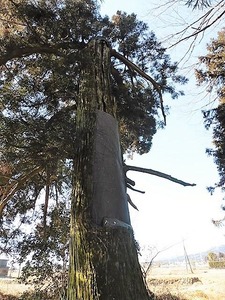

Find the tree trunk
[[67, 39, 152, 300]]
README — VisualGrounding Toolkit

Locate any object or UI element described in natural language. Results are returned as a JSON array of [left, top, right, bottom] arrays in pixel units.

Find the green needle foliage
[[0, 0, 187, 296], [185, 0, 212, 9], [196, 28, 225, 202]]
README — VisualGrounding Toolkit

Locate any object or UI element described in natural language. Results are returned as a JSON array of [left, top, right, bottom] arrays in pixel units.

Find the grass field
[[147, 264, 225, 299], [0, 265, 224, 299], [0, 277, 32, 299]]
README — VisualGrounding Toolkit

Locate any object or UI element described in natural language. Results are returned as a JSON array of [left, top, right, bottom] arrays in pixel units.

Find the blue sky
[[100, 0, 225, 259]]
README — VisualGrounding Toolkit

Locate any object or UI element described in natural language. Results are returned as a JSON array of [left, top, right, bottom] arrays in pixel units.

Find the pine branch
[[0, 166, 43, 216], [111, 49, 167, 124], [186, 0, 212, 10], [212, 217, 225, 227], [124, 164, 196, 187]]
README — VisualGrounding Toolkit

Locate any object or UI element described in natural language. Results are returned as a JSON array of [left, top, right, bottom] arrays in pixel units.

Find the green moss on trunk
[[67, 39, 153, 300], [91, 227, 151, 299]]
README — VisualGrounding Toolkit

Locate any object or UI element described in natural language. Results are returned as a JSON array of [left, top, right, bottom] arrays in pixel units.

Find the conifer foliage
[[196, 29, 225, 203], [0, 0, 186, 298]]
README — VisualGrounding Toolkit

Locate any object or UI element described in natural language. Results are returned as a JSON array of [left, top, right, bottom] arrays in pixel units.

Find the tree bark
[[67, 39, 152, 299]]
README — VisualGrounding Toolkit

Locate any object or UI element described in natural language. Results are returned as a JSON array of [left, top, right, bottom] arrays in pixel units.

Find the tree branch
[[43, 169, 50, 230], [127, 183, 145, 194], [212, 217, 225, 227], [124, 164, 196, 187], [127, 193, 139, 211], [0, 45, 60, 66], [168, 1, 225, 49], [0, 166, 43, 216], [111, 49, 167, 124], [126, 177, 135, 186], [0, 42, 85, 66]]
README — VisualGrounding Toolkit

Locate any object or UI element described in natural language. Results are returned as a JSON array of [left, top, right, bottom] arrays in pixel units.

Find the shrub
[[208, 260, 225, 269]]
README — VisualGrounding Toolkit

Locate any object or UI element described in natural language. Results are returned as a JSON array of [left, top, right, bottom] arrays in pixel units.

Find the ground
[[0, 277, 31, 299], [0, 264, 224, 299], [147, 264, 225, 300]]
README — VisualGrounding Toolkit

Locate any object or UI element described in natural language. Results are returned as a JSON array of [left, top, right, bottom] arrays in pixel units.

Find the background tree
[[0, 1, 189, 299], [195, 28, 225, 208], [150, 0, 225, 225], [207, 251, 218, 261]]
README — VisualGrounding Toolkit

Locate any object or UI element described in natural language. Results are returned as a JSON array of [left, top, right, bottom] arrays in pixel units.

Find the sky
[[100, 0, 225, 260]]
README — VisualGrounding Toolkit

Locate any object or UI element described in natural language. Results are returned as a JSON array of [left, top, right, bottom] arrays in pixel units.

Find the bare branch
[[111, 49, 167, 124], [165, 8, 213, 44], [127, 183, 145, 194], [126, 177, 135, 186], [127, 193, 139, 211], [173, 11, 225, 47], [168, 1, 225, 49], [142, 239, 188, 278], [124, 164, 196, 187]]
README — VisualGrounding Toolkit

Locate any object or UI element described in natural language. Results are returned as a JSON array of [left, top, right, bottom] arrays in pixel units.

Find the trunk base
[[68, 222, 153, 300]]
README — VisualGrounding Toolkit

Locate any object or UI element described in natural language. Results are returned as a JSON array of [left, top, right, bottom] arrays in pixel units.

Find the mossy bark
[[67, 39, 153, 300]]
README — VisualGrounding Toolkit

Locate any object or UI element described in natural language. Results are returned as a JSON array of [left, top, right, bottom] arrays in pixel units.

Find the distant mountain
[[154, 244, 225, 264], [209, 244, 225, 253]]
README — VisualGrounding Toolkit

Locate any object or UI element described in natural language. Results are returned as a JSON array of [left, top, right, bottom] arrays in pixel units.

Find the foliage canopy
[[196, 28, 225, 204], [0, 0, 186, 294]]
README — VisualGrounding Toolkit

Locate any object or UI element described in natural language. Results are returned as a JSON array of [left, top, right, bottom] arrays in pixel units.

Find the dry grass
[[147, 264, 225, 300], [0, 278, 32, 299], [0, 292, 17, 300], [0, 265, 224, 299]]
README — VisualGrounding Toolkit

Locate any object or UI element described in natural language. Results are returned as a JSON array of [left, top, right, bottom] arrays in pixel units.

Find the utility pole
[[183, 240, 193, 274]]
